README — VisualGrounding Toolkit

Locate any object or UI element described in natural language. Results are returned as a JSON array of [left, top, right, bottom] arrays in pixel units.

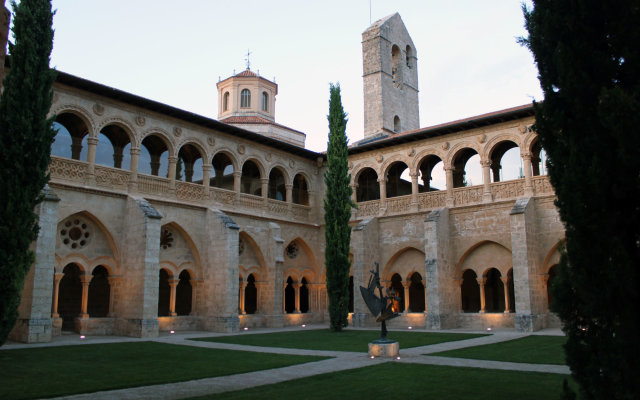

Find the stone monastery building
[[8, 12, 564, 343]]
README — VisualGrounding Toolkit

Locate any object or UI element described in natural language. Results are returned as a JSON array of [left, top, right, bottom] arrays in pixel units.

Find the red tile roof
[[220, 116, 305, 135], [235, 68, 258, 77]]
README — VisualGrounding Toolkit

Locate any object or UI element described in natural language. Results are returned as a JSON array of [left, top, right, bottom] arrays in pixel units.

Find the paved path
[[2, 326, 569, 400]]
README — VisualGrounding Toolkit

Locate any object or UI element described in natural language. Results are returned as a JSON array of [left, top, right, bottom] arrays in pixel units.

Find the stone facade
[[8, 11, 565, 343]]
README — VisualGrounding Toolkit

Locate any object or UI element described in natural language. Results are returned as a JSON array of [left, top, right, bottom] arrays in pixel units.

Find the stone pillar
[[168, 279, 178, 316], [522, 153, 534, 196], [115, 196, 162, 338], [86, 136, 99, 176], [307, 190, 317, 220], [9, 186, 59, 343], [238, 280, 246, 314], [351, 217, 380, 327], [510, 197, 544, 331], [403, 281, 411, 313], [410, 172, 419, 210], [51, 273, 63, 318], [233, 171, 242, 193], [481, 160, 493, 202], [424, 208, 455, 329], [261, 178, 269, 200], [502, 276, 511, 313], [378, 177, 387, 214], [80, 275, 91, 318], [201, 209, 240, 332], [202, 165, 211, 188], [282, 283, 287, 313], [285, 183, 293, 214], [294, 283, 301, 313], [168, 156, 177, 190], [445, 167, 454, 207], [129, 148, 140, 191], [107, 276, 120, 317], [478, 277, 486, 313], [264, 223, 286, 327], [255, 281, 266, 313]]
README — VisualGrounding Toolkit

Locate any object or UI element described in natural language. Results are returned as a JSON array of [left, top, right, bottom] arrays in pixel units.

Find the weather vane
[[245, 49, 252, 70]]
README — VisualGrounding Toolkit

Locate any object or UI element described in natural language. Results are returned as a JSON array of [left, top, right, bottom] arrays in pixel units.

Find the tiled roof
[[220, 116, 306, 135], [235, 69, 258, 77]]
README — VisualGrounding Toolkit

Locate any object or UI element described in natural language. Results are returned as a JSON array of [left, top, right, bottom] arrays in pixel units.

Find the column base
[[515, 313, 543, 332], [8, 318, 53, 343]]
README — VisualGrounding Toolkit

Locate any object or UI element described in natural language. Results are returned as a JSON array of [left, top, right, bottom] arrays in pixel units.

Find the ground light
[[170, 330, 175, 334], [243, 327, 249, 331], [408, 326, 412, 330], [79, 335, 85, 339], [301, 324, 306, 328]]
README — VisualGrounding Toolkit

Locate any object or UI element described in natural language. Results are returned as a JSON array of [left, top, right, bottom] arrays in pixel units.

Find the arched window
[[490, 141, 522, 182], [140, 135, 169, 177], [52, 113, 89, 160], [292, 174, 309, 205], [300, 278, 309, 313], [87, 266, 110, 318], [408, 272, 425, 312], [176, 144, 203, 183], [268, 168, 286, 201], [356, 168, 380, 202], [241, 89, 251, 108], [386, 162, 411, 198], [406, 45, 413, 68], [284, 276, 295, 313], [211, 153, 234, 190], [223, 92, 230, 111], [390, 273, 405, 313], [391, 44, 402, 84], [261, 92, 268, 112], [393, 116, 401, 133], [484, 268, 505, 313], [245, 274, 257, 314], [175, 270, 192, 316], [461, 269, 480, 312], [241, 160, 262, 196], [58, 263, 83, 331], [158, 269, 171, 317], [452, 148, 481, 188], [418, 155, 445, 192], [96, 125, 132, 170]]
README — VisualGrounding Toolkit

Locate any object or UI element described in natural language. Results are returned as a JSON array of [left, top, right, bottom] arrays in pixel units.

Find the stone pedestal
[[368, 340, 399, 357]]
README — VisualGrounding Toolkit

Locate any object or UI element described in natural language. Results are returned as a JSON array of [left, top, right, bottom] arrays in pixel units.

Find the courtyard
[[1, 326, 572, 400]]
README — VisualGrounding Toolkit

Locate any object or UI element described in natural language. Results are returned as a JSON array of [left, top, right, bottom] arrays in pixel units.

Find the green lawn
[[431, 335, 567, 365], [0, 341, 328, 400], [192, 329, 486, 352], [191, 362, 575, 400]]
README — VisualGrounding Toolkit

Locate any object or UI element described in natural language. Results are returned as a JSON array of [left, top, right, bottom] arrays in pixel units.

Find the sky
[[10, 0, 541, 153]]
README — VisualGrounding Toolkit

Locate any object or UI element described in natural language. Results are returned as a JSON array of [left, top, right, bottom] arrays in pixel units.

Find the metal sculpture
[[359, 262, 400, 340]]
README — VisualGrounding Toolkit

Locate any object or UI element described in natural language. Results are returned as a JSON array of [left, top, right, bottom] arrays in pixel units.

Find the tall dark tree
[[324, 83, 353, 331], [522, 1, 640, 399], [0, 0, 56, 345]]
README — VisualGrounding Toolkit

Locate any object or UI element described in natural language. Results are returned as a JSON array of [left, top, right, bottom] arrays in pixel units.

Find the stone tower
[[362, 13, 419, 138]]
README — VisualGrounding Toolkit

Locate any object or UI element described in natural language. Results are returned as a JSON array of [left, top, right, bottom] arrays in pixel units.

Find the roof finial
[[245, 49, 252, 70]]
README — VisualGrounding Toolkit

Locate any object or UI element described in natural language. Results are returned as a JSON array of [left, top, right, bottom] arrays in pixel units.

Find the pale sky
[[11, 0, 541, 153]]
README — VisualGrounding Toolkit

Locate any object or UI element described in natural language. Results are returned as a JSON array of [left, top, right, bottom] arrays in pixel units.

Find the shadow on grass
[[0, 341, 328, 400], [191, 362, 576, 400], [191, 329, 487, 352]]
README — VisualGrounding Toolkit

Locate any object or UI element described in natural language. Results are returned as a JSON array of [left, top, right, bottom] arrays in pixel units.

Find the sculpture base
[[368, 340, 399, 358]]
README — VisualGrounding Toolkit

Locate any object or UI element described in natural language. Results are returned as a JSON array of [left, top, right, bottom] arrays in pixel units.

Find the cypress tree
[[0, 0, 56, 345], [324, 83, 353, 332], [522, 1, 640, 398]]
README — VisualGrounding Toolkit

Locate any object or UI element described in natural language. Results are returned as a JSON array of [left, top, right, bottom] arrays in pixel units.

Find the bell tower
[[362, 13, 419, 138]]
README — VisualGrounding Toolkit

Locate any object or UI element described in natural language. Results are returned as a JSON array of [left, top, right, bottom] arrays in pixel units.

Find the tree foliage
[[0, 0, 56, 345], [522, 1, 640, 398], [324, 83, 353, 331]]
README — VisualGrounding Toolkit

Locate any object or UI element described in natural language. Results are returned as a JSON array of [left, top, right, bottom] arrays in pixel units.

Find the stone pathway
[[2, 326, 570, 400]]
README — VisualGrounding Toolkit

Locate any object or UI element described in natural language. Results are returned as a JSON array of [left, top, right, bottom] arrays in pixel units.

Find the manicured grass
[[192, 329, 486, 352], [431, 335, 567, 365], [191, 362, 575, 400], [0, 341, 328, 400]]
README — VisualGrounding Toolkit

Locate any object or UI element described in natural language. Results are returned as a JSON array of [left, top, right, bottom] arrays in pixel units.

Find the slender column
[[445, 167, 455, 207], [481, 160, 493, 202], [458, 279, 465, 313], [501, 277, 511, 313], [72, 136, 85, 161], [129, 148, 140, 190], [238, 280, 246, 314], [150, 154, 161, 176], [86, 136, 99, 170], [478, 277, 486, 313], [378, 177, 387, 214], [282, 283, 287, 313], [285, 184, 293, 203], [51, 272, 64, 317], [522, 153, 534, 196], [80, 275, 91, 319], [351, 184, 358, 204], [184, 161, 194, 183], [112, 146, 124, 169], [294, 283, 301, 313], [261, 178, 269, 207], [168, 156, 177, 190], [202, 164, 211, 188], [254, 282, 265, 313], [168, 279, 178, 317], [410, 172, 419, 210], [233, 171, 242, 193], [107, 276, 120, 317], [403, 281, 411, 313]]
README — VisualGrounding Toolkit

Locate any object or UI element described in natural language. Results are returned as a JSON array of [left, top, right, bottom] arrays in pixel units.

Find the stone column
[[282, 283, 287, 313], [51, 273, 63, 318], [168, 156, 177, 191], [458, 279, 465, 313], [285, 184, 293, 214], [112, 146, 124, 169], [294, 283, 301, 313], [410, 172, 419, 211], [255, 282, 266, 313], [481, 160, 492, 202], [238, 280, 246, 314], [424, 208, 455, 329], [80, 275, 91, 319], [191, 280, 200, 316], [403, 281, 411, 313], [445, 167, 455, 207], [129, 147, 140, 191], [307, 190, 317, 220], [233, 171, 242, 193], [501, 276, 511, 313], [107, 276, 120, 317], [168, 279, 178, 316], [378, 177, 387, 214], [478, 278, 487, 313], [73, 136, 86, 161], [86, 137, 99, 176], [522, 153, 534, 196], [202, 164, 211, 188]]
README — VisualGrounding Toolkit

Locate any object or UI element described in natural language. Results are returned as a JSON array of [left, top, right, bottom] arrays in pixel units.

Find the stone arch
[[448, 144, 481, 188], [292, 173, 311, 205], [158, 267, 172, 317], [380, 153, 411, 177], [139, 127, 175, 156], [268, 165, 289, 201], [176, 141, 207, 183], [408, 271, 425, 312], [58, 262, 84, 330], [527, 135, 548, 176], [485, 138, 522, 182], [176, 137, 209, 163], [461, 269, 481, 312], [384, 160, 412, 198], [355, 167, 380, 202], [139, 132, 171, 177], [445, 141, 481, 167], [239, 231, 267, 277], [51, 104, 96, 132], [542, 239, 565, 273], [241, 158, 266, 196], [483, 267, 505, 312], [416, 153, 446, 192], [351, 160, 379, 185], [96, 118, 137, 143], [382, 246, 425, 281], [456, 240, 512, 279], [411, 147, 447, 172], [211, 148, 239, 171], [291, 170, 313, 191], [56, 211, 120, 265], [51, 107, 94, 161], [244, 273, 258, 314], [283, 237, 319, 281], [94, 119, 137, 170], [87, 265, 110, 318], [159, 222, 202, 273], [175, 269, 193, 316]]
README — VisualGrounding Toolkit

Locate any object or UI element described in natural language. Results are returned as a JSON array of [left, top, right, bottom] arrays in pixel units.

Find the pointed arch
[[57, 211, 120, 264], [456, 240, 512, 279]]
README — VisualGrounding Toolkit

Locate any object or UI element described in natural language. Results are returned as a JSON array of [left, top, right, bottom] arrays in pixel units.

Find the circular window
[[286, 242, 299, 259], [60, 218, 91, 249]]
